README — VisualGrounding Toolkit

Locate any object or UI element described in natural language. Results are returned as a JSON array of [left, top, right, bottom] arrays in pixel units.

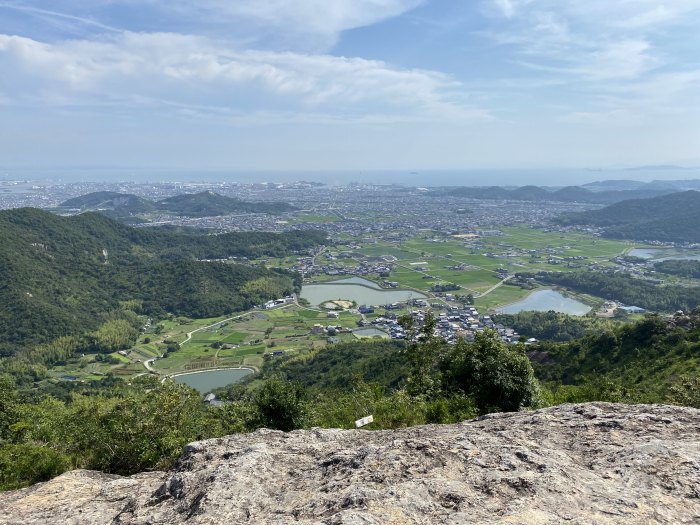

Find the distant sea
[[2, 167, 700, 188]]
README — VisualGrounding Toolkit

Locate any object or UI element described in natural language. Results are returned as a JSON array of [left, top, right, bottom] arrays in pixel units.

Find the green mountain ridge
[[0, 208, 325, 360], [555, 190, 700, 242], [533, 309, 700, 401], [59, 190, 296, 219], [61, 191, 157, 214], [157, 191, 296, 217]]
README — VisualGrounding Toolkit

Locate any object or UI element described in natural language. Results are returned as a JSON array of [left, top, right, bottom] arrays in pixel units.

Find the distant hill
[[426, 184, 675, 204], [61, 191, 155, 211], [511, 185, 550, 201], [157, 191, 296, 217], [645, 179, 700, 191], [59, 190, 296, 219], [581, 180, 647, 191], [584, 178, 700, 192], [0, 208, 325, 360], [551, 186, 595, 202], [555, 190, 700, 243]]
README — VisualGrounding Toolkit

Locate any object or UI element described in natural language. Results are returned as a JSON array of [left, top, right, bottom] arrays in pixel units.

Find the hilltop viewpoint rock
[[1, 403, 699, 524]]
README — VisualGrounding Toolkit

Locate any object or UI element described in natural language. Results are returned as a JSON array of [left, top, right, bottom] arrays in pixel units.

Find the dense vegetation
[[655, 259, 700, 279], [0, 208, 325, 379], [2, 309, 700, 491], [493, 311, 613, 341], [61, 191, 157, 216], [60, 190, 296, 218], [532, 309, 700, 403], [156, 191, 296, 216], [255, 340, 410, 391], [526, 271, 700, 312], [0, 327, 538, 490], [555, 190, 700, 243]]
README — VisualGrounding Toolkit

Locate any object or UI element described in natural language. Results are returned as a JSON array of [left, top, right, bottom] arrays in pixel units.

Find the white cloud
[[490, 0, 534, 19], [0, 32, 489, 123], [488, 0, 700, 27], [197, 0, 425, 34], [0, 2, 121, 33], [493, 0, 515, 18], [4, 0, 426, 49], [484, 0, 700, 82], [560, 68, 700, 127], [482, 0, 700, 131]]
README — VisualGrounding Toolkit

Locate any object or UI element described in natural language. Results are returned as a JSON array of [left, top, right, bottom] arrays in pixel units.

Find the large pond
[[173, 368, 253, 394], [628, 248, 700, 262], [301, 277, 426, 306], [496, 289, 591, 316]]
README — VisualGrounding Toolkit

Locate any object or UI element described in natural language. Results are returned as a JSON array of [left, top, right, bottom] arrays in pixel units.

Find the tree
[[442, 330, 538, 414], [0, 375, 19, 443], [252, 376, 308, 431], [61, 378, 204, 474], [669, 376, 700, 409], [0, 444, 70, 491], [399, 311, 443, 398]]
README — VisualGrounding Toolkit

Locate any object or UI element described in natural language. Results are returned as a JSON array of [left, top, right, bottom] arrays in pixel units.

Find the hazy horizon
[[4, 167, 700, 187]]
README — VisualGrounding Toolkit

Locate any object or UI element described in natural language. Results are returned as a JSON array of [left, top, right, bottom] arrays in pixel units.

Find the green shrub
[[0, 444, 70, 490]]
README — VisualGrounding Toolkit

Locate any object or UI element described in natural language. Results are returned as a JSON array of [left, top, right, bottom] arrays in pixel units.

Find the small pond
[[301, 277, 426, 306], [354, 327, 390, 339], [496, 289, 591, 316], [173, 368, 253, 394]]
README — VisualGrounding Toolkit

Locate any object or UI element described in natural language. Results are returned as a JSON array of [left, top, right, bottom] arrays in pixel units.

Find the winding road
[[141, 314, 245, 375]]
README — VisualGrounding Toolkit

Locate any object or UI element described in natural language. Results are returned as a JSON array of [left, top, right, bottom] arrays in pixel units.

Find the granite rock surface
[[2, 403, 699, 524]]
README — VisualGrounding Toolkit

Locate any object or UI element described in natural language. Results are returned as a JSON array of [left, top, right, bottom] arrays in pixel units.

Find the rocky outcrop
[[2, 403, 699, 524]]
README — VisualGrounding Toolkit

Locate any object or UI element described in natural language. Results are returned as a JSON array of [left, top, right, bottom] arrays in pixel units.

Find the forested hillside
[[555, 190, 700, 242], [0, 208, 325, 361], [525, 271, 700, 312], [533, 309, 700, 403], [655, 259, 700, 279], [60, 191, 157, 215], [493, 311, 613, 342], [240, 340, 410, 392], [156, 191, 296, 216]]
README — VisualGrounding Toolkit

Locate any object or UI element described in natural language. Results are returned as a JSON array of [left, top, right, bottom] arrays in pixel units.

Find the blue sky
[[0, 0, 699, 172]]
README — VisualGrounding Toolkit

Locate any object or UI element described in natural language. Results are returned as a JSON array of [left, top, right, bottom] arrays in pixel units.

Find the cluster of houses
[[546, 255, 588, 267], [409, 306, 524, 345], [356, 302, 525, 345], [292, 254, 395, 279], [359, 315, 406, 339]]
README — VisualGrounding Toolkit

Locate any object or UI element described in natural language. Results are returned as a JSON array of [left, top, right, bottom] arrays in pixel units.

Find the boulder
[[2, 403, 699, 524]]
